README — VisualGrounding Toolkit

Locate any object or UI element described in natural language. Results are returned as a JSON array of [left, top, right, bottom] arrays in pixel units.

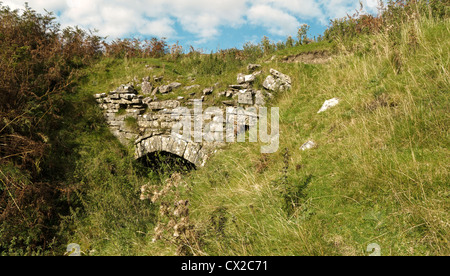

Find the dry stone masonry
[[94, 65, 292, 168]]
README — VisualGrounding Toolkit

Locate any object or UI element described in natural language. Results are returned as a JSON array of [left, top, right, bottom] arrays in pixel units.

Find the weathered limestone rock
[[222, 100, 236, 106], [115, 84, 137, 94], [226, 91, 234, 98], [262, 75, 277, 91], [270, 69, 291, 84], [159, 85, 172, 94], [237, 73, 246, 84], [142, 97, 153, 105], [238, 73, 255, 84], [169, 82, 182, 89], [300, 140, 317, 151], [94, 93, 107, 99], [154, 76, 163, 82], [318, 98, 340, 113], [158, 82, 182, 94], [254, 90, 266, 106], [238, 90, 254, 105], [120, 93, 136, 100], [203, 87, 214, 95], [237, 70, 262, 85], [252, 70, 262, 78], [141, 81, 153, 95], [263, 69, 292, 92], [229, 84, 248, 90]]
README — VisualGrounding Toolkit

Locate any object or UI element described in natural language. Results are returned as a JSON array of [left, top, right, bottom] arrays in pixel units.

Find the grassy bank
[[72, 12, 448, 256], [141, 15, 449, 256]]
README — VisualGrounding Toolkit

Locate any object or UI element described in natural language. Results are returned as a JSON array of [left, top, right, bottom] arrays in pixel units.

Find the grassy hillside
[[68, 4, 449, 256], [1, 1, 448, 256], [178, 17, 449, 256]]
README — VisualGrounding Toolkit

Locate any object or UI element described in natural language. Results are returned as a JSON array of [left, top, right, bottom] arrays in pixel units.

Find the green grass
[[152, 17, 448, 256], [66, 16, 449, 256]]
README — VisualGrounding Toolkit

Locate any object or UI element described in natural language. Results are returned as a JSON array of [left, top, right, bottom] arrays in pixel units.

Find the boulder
[[262, 75, 277, 91], [270, 69, 291, 85], [263, 69, 291, 92]]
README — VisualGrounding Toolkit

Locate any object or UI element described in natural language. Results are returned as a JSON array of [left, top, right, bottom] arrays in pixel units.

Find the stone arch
[[135, 135, 208, 168]]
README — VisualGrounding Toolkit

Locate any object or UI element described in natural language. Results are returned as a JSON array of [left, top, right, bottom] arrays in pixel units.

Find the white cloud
[[166, 0, 248, 40], [319, 0, 380, 20], [139, 17, 176, 38], [248, 5, 300, 37], [256, 0, 324, 20]]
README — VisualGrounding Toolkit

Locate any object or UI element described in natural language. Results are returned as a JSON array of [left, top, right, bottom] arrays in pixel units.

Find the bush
[[0, 3, 101, 254], [325, 0, 449, 42]]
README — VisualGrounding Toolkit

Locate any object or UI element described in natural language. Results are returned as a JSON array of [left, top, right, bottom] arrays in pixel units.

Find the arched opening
[[137, 151, 196, 174]]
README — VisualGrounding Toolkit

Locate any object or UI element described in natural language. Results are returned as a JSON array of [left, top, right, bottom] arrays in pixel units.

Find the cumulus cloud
[[255, 0, 324, 20], [1, 0, 382, 43], [167, 0, 247, 41], [248, 5, 300, 37]]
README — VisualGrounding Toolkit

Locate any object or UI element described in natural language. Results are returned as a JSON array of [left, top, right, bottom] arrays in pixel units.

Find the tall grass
[[168, 7, 449, 256], [68, 1, 449, 256]]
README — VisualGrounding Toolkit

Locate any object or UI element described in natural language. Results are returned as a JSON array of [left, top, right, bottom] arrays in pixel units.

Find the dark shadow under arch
[[137, 151, 196, 174]]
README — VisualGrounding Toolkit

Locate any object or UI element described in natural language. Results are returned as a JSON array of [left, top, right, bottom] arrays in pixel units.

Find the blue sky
[[2, 0, 380, 52]]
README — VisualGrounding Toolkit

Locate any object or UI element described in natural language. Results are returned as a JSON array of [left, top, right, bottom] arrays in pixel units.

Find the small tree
[[286, 36, 295, 48], [260, 36, 275, 55], [297, 24, 310, 45]]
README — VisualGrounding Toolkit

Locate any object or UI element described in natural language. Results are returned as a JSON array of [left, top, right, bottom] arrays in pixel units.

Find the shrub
[[324, 0, 449, 42], [0, 3, 101, 254]]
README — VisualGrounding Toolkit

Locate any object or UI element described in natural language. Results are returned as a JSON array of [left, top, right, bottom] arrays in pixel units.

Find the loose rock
[[141, 81, 153, 95], [263, 69, 291, 92], [300, 140, 317, 151], [203, 87, 214, 95], [318, 98, 340, 113]]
